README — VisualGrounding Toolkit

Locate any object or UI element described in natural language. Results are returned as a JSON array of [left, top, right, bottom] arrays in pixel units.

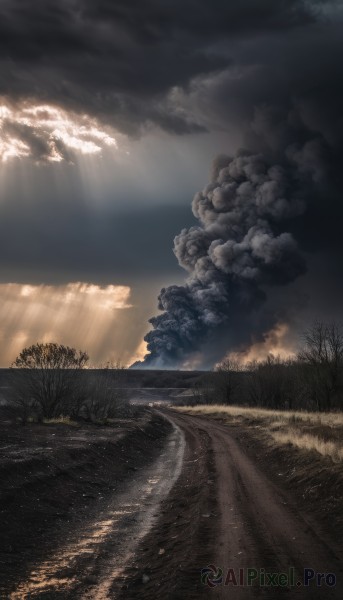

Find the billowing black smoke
[[135, 152, 309, 367], [135, 98, 342, 368], [131, 6, 343, 369]]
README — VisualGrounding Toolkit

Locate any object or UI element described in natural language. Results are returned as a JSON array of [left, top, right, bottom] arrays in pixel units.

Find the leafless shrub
[[9, 342, 89, 422], [213, 357, 242, 405], [84, 364, 129, 422], [245, 356, 290, 409], [298, 321, 343, 411]]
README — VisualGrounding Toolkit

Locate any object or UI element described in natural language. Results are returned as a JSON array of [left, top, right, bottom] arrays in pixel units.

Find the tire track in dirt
[[117, 410, 342, 599], [8, 418, 185, 599], [4, 410, 342, 599]]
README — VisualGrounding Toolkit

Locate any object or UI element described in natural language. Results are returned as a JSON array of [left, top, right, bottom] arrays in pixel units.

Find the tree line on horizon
[[1, 320, 342, 423], [188, 321, 343, 412]]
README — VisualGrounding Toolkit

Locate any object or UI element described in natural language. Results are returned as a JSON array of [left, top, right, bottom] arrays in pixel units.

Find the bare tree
[[245, 360, 265, 407], [298, 321, 343, 411], [245, 356, 291, 409], [281, 359, 308, 410], [85, 362, 128, 421], [189, 374, 214, 405], [214, 357, 241, 405], [10, 342, 89, 420]]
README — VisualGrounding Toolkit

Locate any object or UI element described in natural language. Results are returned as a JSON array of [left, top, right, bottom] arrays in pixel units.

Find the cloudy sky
[[0, 1, 342, 367]]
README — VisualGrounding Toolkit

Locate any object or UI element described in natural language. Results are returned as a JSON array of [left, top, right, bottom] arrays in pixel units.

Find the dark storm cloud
[[136, 2, 343, 368], [2, 0, 343, 368], [0, 0, 329, 134]]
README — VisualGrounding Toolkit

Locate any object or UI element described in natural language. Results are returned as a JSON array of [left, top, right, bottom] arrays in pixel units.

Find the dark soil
[[189, 412, 343, 543], [0, 407, 342, 599], [0, 411, 171, 595]]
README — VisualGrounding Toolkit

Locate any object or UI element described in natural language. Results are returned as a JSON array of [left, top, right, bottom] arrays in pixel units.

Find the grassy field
[[176, 405, 343, 463]]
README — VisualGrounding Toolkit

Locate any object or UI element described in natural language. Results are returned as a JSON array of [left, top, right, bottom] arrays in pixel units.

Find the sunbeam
[[0, 282, 134, 365]]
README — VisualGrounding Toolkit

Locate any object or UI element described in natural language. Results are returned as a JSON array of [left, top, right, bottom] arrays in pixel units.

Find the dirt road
[[117, 410, 343, 599], [2, 409, 342, 599]]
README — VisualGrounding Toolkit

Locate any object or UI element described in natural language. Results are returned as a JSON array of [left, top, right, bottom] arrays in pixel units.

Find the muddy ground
[[116, 410, 342, 599], [0, 408, 342, 599], [0, 410, 171, 596]]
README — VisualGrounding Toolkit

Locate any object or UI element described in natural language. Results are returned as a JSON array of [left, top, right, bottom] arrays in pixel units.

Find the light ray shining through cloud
[[0, 283, 135, 365], [0, 101, 118, 163]]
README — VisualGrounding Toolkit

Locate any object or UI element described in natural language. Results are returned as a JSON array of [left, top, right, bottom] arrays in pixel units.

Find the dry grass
[[43, 416, 78, 426], [176, 405, 343, 462], [271, 430, 343, 462]]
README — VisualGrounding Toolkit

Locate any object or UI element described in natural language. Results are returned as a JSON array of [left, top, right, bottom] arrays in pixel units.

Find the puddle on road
[[9, 516, 121, 598], [10, 419, 185, 599]]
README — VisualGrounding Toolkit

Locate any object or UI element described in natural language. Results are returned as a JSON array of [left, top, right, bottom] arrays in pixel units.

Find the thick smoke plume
[[137, 98, 342, 367], [137, 151, 306, 367]]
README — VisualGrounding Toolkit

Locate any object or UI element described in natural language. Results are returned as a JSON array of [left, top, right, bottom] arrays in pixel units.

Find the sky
[[0, 0, 342, 368]]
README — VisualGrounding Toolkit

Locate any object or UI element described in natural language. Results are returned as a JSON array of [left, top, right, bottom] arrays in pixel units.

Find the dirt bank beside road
[[0, 411, 171, 596]]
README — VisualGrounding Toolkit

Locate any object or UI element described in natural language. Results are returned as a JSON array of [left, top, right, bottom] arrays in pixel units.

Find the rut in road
[[8, 410, 343, 600], [168, 412, 343, 600], [118, 410, 342, 600], [9, 417, 185, 599]]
